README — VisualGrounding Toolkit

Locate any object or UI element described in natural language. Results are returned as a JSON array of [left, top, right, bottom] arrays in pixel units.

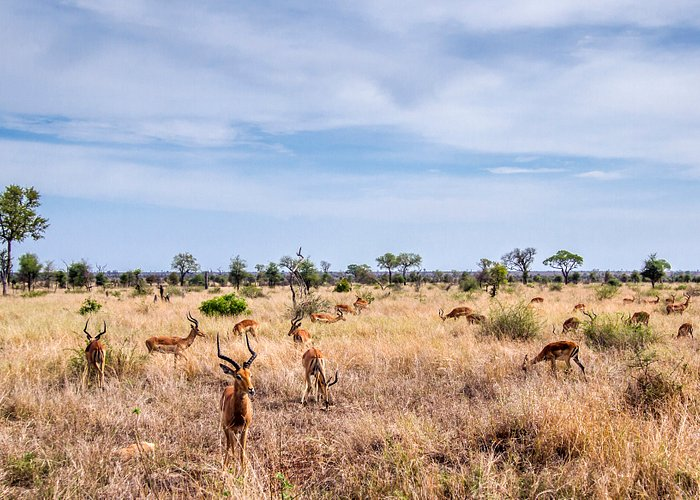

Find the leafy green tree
[[478, 259, 508, 296], [264, 262, 283, 287], [376, 253, 399, 284], [0, 185, 49, 295], [18, 253, 42, 291], [298, 260, 321, 289], [68, 261, 92, 289], [54, 269, 66, 289], [501, 247, 537, 285], [95, 271, 107, 288], [229, 255, 247, 291], [640, 253, 671, 288], [543, 250, 583, 285], [397, 252, 422, 284], [346, 263, 374, 284], [171, 252, 199, 286]]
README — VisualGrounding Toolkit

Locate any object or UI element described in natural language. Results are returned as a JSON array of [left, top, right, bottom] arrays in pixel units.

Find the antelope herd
[[71, 285, 695, 475]]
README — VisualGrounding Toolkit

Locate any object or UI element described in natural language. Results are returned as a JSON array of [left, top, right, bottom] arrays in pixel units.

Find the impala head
[[521, 354, 530, 371], [288, 311, 304, 335], [336, 310, 346, 321], [217, 332, 257, 397], [83, 319, 106, 342], [438, 308, 445, 321], [187, 312, 205, 337]]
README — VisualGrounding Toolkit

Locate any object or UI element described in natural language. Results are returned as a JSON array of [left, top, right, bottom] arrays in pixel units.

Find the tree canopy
[[640, 253, 671, 288], [229, 255, 247, 290], [543, 250, 583, 284], [376, 253, 399, 284], [502, 247, 537, 284], [397, 252, 423, 284], [171, 252, 199, 286]]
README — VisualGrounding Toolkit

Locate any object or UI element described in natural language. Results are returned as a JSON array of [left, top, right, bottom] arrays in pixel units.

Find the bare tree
[[502, 247, 537, 285]]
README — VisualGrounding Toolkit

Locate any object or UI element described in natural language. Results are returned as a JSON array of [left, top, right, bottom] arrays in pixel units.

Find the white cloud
[[576, 170, 624, 180], [488, 167, 565, 175]]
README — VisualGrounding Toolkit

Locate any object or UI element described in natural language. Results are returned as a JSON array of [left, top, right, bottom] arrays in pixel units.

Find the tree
[[0, 185, 49, 295], [171, 252, 199, 286], [376, 253, 399, 284], [397, 252, 422, 284], [478, 259, 508, 296], [543, 250, 583, 285], [501, 247, 537, 285], [264, 262, 283, 287], [18, 253, 42, 291], [229, 255, 247, 291], [346, 264, 374, 284], [320, 260, 332, 285], [68, 261, 92, 289], [297, 260, 321, 289], [640, 253, 671, 289]]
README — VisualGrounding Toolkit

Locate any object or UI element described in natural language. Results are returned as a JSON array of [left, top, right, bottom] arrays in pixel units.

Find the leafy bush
[[548, 283, 563, 292], [460, 275, 479, 292], [595, 284, 620, 300], [166, 286, 185, 298], [607, 277, 622, 287], [21, 290, 48, 298], [479, 302, 541, 341], [78, 298, 102, 315], [240, 285, 265, 298], [582, 314, 658, 350], [291, 295, 332, 317], [334, 278, 352, 293], [207, 286, 222, 294], [198, 293, 249, 317]]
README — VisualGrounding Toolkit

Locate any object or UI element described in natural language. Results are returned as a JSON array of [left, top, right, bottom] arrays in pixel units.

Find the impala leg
[[549, 358, 558, 378], [239, 427, 249, 471], [572, 355, 586, 379], [302, 372, 313, 405]]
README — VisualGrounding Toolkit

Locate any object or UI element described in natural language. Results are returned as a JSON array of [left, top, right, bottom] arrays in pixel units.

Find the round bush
[[480, 302, 541, 341], [334, 278, 351, 293], [198, 293, 249, 317]]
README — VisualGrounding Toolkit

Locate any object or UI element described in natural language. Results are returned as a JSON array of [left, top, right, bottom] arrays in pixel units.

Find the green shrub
[[166, 286, 185, 298], [78, 298, 102, 315], [4, 452, 50, 487], [199, 293, 249, 317], [240, 285, 265, 298], [21, 290, 48, 298], [595, 284, 620, 300], [460, 275, 479, 292], [334, 278, 352, 293], [479, 302, 541, 341], [624, 349, 683, 415], [548, 283, 563, 292], [582, 314, 658, 350], [607, 277, 622, 287]]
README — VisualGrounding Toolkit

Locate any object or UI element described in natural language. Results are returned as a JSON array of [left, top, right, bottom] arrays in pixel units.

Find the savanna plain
[[1, 282, 699, 499]]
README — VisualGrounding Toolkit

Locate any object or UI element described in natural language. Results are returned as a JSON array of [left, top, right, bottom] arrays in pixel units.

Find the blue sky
[[2, 1, 700, 272]]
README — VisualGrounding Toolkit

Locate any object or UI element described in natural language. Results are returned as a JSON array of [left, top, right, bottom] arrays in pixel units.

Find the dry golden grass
[[1, 283, 699, 498]]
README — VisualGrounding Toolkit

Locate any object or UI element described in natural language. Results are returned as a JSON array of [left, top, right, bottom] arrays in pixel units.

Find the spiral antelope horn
[[217, 333, 240, 371], [242, 333, 257, 369]]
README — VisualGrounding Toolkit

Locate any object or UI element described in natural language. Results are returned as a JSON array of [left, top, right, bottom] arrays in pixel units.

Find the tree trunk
[[2, 240, 11, 296]]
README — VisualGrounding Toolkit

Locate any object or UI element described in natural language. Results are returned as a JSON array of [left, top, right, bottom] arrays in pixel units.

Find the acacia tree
[[0, 185, 49, 295], [171, 252, 199, 286], [502, 247, 537, 285], [543, 250, 583, 285], [229, 255, 247, 290], [376, 253, 399, 284], [346, 264, 374, 284], [640, 253, 671, 288], [397, 252, 422, 284], [478, 258, 508, 297], [18, 253, 42, 291]]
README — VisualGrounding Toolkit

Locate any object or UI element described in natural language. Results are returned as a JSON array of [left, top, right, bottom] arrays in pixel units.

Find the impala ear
[[219, 363, 237, 376]]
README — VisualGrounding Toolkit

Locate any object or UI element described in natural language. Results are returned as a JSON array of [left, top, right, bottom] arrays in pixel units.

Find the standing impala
[[301, 347, 338, 408], [217, 332, 257, 470], [232, 319, 258, 338], [439, 307, 473, 321], [83, 320, 106, 389], [667, 293, 691, 315], [310, 310, 346, 323], [522, 340, 585, 379], [353, 297, 370, 314], [145, 312, 205, 366]]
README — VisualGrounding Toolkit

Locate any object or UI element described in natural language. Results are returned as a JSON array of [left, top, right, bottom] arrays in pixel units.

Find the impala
[[232, 319, 258, 338], [82, 320, 106, 389], [217, 332, 257, 470], [522, 340, 585, 378], [622, 297, 635, 304], [573, 303, 586, 312], [288, 311, 312, 344], [678, 323, 694, 339], [310, 310, 346, 323], [628, 311, 650, 326], [667, 293, 691, 315], [466, 313, 486, 324], [530, 297, 544, 304], [301, 347, 339, 408], [439, 306, 473, 321], [562, 317, 581, 333], [145, 312, 205, 366], [353, 297, 370, 314], [643, 296, 660, 304], [335, 304, 356, 315]]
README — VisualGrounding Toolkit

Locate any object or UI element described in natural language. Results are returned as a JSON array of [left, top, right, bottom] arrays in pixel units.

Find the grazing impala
[[82, 320, 107, 389], [622, 297, 635, 304], [310, 310, 346, 323], [301, 347, 339, 408], [335, 304, 356, 316], [232, 319, 258, 338], [667, 293, 691, 315], [678, 323, 694, 339], [522, 340, 585, 379], [573, 303, 586, 312], [145, 312, 205, 366], [466, 313, 486, 324], [530, 297, 544, 304], [643, 296, 660, 304], [353, 297, 370, 314], [217, 332, 257, 470], [562, 317, 581, 333], [628, 311, 650, 326], [439, 307, 473, 321], [288, 311, 312, 344]]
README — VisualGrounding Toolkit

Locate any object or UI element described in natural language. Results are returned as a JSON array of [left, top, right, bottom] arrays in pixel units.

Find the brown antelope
[[628, 311, 650, 326], [622, 297, 635, 304], [288, 311, 312, 344], [310, 310, 346, 323], [562, 317, 581, 333], [466, 313, 486, 324], [232, 319, 258, 338], [353, 297, 370, 314], [217, 332, 257, 470], [667, 293, 691, 315], [145, 312, 205, 366], [573, 303, 586, 312], [439, 306, 473, 321], [665, 295, 676, 305], [301, 347, 339, 408], [335, 304, 356, 315], [82, 320, 106, 389], [530, 297, 544, 304], [522, 340, 585, 379], [678, 323, 694, 339], [643, 296, 660, 304]]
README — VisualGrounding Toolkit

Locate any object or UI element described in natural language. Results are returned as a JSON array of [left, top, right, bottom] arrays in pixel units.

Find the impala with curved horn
[[439, 306, 473, 321], [217, 332, 257, 470], [353, 296, 370, 314], [82, 319, 107, 389], [522, 340, 585, 379], [301, 347, 339, 408], [145, 312, 205, 366], [288, 311, 312, 344], [667, 293, 691, 315]]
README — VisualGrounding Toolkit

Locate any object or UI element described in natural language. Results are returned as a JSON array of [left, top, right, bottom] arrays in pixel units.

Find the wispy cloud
[[576, 170, 625, 180], [488, 167, 565, 175]]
